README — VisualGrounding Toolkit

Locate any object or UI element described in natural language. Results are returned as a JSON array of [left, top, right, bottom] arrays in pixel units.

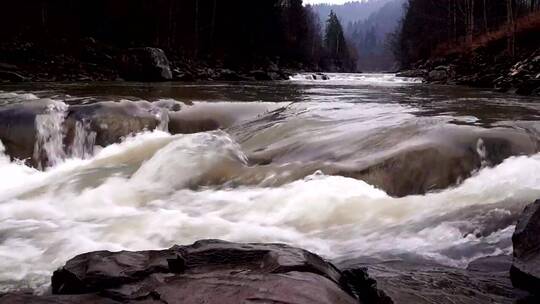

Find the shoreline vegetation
[[0, 0, 356, 84], [394, 1, 540, 95]]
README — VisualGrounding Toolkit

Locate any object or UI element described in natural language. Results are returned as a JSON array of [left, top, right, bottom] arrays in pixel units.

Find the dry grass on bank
[[434, 11, 540, 57]]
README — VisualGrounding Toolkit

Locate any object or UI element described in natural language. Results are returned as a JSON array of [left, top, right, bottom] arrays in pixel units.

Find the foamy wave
[[289, 73, 423, 85], [0, 91, 39, 101], [0, 130, 539, 291]]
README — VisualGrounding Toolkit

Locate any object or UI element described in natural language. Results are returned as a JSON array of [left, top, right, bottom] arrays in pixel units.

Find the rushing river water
[[1, 73, 540, 293]]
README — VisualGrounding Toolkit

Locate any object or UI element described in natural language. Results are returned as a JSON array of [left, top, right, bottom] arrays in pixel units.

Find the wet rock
[[317, 73, 330, 80], [0, 100, 161, 167], [14, 240, 392, 304], [0, 293, 120, 304], [0, 100, 57, 166], [118, 47, 172, 81], [249, 69, 288, 81], [216, 69, 249, 81], [65, 101, 161, 147], [396, 69, 426, 78], [250, 69, 273, 80], [345, 130, 536, 197], [427, 68, 448, 82], [511, 199, 540, 295], [0, 71, 27, 82], [338, 256, 525, 304], [172, 68, 195, 81], [515, 80, 540, 96], [307, 73, 330, 80]]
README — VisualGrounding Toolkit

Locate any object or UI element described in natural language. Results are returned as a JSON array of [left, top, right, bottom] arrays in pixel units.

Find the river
[[1, 73, 540, 294]]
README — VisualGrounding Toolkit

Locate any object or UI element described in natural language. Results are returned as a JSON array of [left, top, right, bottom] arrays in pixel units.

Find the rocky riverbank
[[397, 31, 540, 96], [0, 39, 294, 83], [398, 47, 540, 96]]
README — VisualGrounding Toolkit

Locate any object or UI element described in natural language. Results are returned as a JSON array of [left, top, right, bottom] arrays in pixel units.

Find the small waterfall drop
[[69, 119, 97, 159], [152, 107, 170, 132], [476, 138, 488, 167], [33, 101, 68, 169]]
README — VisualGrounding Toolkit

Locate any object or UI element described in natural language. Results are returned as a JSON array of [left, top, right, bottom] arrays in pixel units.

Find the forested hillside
[[396, 0, 540, 66], [394, 0, 540, 95], [0, 0, 357, 81], [312, 0, 393, 25], [346, 0, 405, 71], [0, 1, 319, 67]]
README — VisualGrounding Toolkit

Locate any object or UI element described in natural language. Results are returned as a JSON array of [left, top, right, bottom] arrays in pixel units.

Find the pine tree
[[323, 10, 355, 71], [325, 11, 347, 58]]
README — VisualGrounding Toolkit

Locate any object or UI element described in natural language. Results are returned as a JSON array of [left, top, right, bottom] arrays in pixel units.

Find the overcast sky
[[304, 0, 356, 4]]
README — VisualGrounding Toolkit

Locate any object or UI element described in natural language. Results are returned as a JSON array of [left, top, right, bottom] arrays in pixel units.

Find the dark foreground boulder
[[1, 240, 392, 304], [339, 255, 528, 304], [511, 199, 540, 296], [119, 47, 172, 81]]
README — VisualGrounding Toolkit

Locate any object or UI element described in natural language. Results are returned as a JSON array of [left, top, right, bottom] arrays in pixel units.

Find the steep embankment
[[398, 14, 540, 96]]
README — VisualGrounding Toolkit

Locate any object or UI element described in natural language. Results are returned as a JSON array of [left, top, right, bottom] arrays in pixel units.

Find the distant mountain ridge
[[311, 0, 405, 71], [310, 0, 395, 25]]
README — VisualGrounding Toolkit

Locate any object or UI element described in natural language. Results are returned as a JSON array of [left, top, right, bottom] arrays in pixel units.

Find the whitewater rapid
[[1, 74, 540, 293], [1, 129, 540, 292]]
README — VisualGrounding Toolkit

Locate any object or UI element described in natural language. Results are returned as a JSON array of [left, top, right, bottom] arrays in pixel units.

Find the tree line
[[0, 0, 355, 71], [393, 0, 540, 67]]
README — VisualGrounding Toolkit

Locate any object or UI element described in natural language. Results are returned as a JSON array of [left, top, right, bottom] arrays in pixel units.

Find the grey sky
[[304, 0, 356, 4]]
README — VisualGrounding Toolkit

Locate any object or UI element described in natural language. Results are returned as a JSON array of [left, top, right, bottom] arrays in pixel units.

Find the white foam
[[0, 92, 39, 101], [33, 100, 69, 169], [289, 73, 423, 85], [0, 130, 539, 292]]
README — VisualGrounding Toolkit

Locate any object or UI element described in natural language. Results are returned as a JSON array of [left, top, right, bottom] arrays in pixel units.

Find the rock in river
[[511, 199, 540, 297], [0, 240, 392, 304], [118, 47, 173, 81]]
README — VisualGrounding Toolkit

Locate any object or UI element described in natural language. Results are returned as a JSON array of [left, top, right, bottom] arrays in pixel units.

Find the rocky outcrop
[[118, 47, 173, 81], [496, 51, 540, 95], [397, 47, 540, 96], [169, 61, 292, 82], [1, 240, 392, 304], [511, 199, 540, 296], [65, 101, 161, 147], [340, 130, 537, 197]]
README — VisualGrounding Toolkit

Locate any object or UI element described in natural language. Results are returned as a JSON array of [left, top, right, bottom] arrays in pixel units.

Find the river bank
[[0, 39, 297, 83], [397, 27, 540, 96]]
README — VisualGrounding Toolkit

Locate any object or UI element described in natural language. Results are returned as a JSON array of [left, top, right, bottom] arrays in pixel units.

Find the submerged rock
[[396, 69, 426, 78], [427, 69, 448, 82], [118, 47, 172, 81], [1, 240, 392, 304], [511, 199, 540, 296]]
